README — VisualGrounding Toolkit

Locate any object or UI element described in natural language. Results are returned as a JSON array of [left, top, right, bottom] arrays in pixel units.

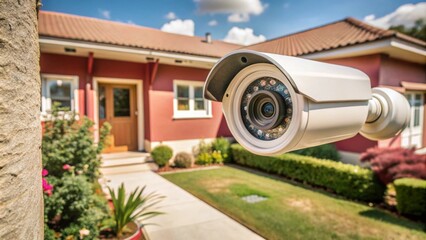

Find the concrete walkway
[[101, 157, 263, 240]]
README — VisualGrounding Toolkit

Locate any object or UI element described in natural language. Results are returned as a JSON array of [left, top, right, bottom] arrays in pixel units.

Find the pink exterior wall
[[149, 64, 231, 142], [379, 56, 426, 86], [40, 53, 231, 144]]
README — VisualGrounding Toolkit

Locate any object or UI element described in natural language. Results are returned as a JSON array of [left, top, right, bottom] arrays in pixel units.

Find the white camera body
[[204, 50, 410, 156]]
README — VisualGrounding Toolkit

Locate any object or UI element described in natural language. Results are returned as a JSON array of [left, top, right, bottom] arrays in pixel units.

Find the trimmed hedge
[[291, 144, 340, 161], [394, 178, 426, 218], [231, 144, 385, 202]]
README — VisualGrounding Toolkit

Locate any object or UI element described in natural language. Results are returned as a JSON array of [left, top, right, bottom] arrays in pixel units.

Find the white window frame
[[401, 91, 424, 148], [41, 74, 79, 120], [173, 80, 212, 119]]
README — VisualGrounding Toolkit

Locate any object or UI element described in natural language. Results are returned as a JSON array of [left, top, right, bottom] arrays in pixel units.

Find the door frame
[[93, 77, 144, 151]]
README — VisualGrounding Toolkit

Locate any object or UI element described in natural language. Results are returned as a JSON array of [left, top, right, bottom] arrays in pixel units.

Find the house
[[39, 11, 425, 157], [244, 17, 426, 158], [38, 11, 240, 153]]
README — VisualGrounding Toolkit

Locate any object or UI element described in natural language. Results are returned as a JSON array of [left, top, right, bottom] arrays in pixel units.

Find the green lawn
[[162, 166, 426, 240]]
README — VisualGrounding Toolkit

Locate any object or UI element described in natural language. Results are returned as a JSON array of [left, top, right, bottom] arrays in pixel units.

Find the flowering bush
[[360, 147, 426, 185], [42, 106, 111, 182], [42, 105, 110, 239], [194, 140, 225, 165], [44, 175, 108, 239]]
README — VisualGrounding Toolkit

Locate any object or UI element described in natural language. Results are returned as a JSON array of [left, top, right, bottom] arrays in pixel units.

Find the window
[[41, 74, 79, 117], [402, 92, 424, 148], [113, 88, 131, 117], [173, 80, 212, 119]]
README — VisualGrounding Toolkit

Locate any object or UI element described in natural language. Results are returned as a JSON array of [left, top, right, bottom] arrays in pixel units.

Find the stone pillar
[[0, 0, 43, 239]]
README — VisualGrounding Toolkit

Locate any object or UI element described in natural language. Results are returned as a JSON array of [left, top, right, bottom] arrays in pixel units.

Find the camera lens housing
[[220, 63, 306, 155], [240, 78, 292, 141]]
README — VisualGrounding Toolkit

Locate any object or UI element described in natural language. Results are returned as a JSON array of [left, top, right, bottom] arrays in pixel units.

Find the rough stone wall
[[0, 0, 43, 239]]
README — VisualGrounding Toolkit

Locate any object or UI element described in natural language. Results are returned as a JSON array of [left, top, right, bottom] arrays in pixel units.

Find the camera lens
[[261, 102, 274, 118], [240, 77, 293, 141], [247, 90, 285, 131]]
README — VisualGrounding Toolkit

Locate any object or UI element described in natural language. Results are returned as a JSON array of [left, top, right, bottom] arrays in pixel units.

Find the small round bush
[[151, 145, 173, 167], [174, 152, 194, 168]]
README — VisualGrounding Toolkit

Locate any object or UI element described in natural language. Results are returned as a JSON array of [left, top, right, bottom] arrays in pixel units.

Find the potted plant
[[101, 184, 164, 240]]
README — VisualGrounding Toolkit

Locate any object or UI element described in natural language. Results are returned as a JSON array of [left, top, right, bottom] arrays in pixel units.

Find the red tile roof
[[38, 11, 241, 58], [244, 17, 426, 56]]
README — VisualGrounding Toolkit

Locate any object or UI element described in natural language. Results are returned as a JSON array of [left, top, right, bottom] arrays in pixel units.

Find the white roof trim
[[391, 38, 426, 56], [302, 38, 426, 60], [39, 37, 219, 64]]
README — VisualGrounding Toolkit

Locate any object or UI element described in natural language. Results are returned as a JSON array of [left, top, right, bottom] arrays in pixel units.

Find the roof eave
[[39, 36, 221, 67], [302, 37, 426, 64]]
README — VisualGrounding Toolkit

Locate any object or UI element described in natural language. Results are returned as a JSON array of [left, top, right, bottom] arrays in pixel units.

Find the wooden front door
[[99, 84, 138, 152]]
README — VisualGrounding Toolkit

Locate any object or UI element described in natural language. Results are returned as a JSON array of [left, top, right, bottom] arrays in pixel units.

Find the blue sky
[[42, 0, 426, 45]]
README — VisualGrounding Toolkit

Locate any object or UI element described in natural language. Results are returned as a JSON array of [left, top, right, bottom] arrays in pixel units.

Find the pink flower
[[42, 178, 53, 196], [63, 164, 71, 170], [42, 169, 48, 177]]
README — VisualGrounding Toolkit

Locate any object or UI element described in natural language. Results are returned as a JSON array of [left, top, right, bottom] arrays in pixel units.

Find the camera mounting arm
[[361, 87, 411, 140]]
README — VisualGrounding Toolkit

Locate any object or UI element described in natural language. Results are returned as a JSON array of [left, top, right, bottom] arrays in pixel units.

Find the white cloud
[[99, 9, 111, 19], [208, 20, 218, 26], [165, 12, 177, 20], [161, 19, 195, 36], [228, 13, 250, 23], [224, 27, 266, 45], [195, 0, 267, 22], [363, 14, 375, 22], [364, 2, 426, 29]]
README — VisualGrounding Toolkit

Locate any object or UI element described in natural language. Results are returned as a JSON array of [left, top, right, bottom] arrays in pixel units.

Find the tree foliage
[[390, 19, 426, 41]]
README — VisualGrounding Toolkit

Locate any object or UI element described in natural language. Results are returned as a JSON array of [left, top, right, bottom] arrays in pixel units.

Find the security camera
[[204, 50, 410, 156]]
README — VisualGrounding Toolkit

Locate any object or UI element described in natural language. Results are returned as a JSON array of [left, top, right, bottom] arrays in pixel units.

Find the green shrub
[[174, 152, 194, 168], [44, 175, 108, 239], [231, 144, 385, 202], [291, 144, 340, 161], [196, 152, 213, 165], [193, 140, 212, 156], [394, 178, 426, 218], [212, 137, 231, 162], [211, 150, 224, 164], [42, 105, 111, 239], [42, 106, 111, 182], [151, 145, 173, 167]]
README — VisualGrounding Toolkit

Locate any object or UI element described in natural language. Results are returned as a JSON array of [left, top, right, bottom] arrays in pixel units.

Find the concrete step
[[100, 162, 158, 175], [102, 155, 149, 167]]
